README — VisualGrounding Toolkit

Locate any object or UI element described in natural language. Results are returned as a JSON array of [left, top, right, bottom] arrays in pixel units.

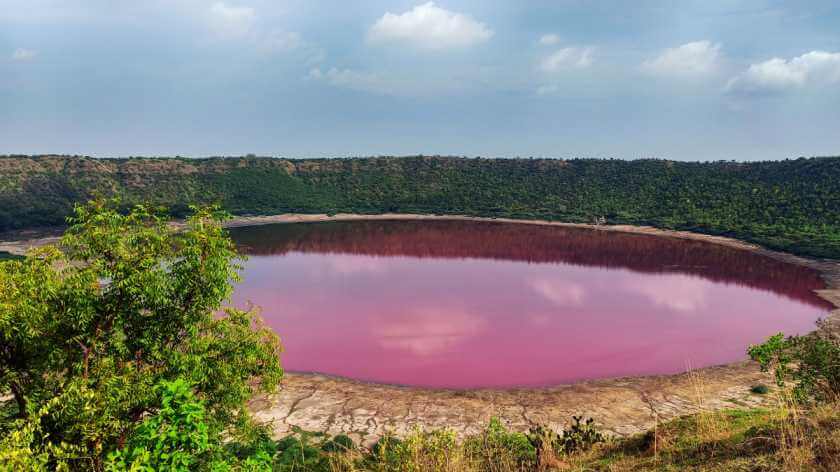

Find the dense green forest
[[1, 155, 839, 258]]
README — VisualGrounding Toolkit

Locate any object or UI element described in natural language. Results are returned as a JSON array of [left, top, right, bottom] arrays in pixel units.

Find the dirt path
[[4, 213, 839, 443]]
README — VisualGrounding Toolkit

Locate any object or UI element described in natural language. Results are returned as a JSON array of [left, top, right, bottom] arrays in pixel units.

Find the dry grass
[[570, 393, 840, 471], [318, 394, 840, 471]]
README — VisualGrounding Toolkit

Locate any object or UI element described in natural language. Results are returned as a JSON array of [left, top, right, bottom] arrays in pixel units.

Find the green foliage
[[398, 428, 459, 471], [321, 434, 355, 453], [0, 201, 283, 469], [750, 384, 770, 395], [2, 155, 840, 258], [222, 425, 278, 470], [369, 435, 402, 464], [331, 417, 603, 470], [464, 417, 537, 469], [562, 416, 605, 453], [528, 415, 605, 457], [0, 394, 90, 471], [749, 333, 794, 388], [108, 379, 282, 471], [106, 379, 214, 471], [0, 417, 52, 471], [272, 429, 331, 471], [748, 323, 840, 401], [363, 430, 463, 472]]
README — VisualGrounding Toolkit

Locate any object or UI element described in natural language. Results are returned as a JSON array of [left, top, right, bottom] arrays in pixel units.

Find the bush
[[750, 384, 770, 395], [748, 322, 840, 402], [465, 417, 537, 470], [364, 430, 460, 471], [529, 415, 605, 457], [321, 434, 355, 453], [274, 431, 331, 471]]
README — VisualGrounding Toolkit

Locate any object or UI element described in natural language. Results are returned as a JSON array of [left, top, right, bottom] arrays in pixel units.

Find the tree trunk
[[10, 381, 27, 419]]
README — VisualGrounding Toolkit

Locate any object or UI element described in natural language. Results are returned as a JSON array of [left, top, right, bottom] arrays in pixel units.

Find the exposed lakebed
[[230, 220, 831, 389]]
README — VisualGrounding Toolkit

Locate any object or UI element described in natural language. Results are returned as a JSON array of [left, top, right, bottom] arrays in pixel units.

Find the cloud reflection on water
[[229, 221, 830, 388], [530, 277, 586, 306], [372, 307, 486, 356], [624, 274, 710, 313]]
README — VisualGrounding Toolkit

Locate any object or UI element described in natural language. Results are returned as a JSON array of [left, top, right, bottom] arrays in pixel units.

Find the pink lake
[[229, 220, 831, 389]]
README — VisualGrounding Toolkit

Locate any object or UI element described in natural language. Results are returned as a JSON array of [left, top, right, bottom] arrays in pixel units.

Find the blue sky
[[2, 0, 839, 160]]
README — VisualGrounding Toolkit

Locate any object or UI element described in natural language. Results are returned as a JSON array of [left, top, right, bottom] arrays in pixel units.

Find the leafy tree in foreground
[[0, 201, 283, 470]]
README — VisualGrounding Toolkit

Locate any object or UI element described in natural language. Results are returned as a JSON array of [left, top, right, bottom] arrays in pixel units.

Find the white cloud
[[11, 48, 37, 61], [208, 1, 257, 39], [308, 64, 480, 97], [726, 50, 840, 95], [642, 41, 722, 78], [259, 30, 302, 53], [308, 67, 390, 95], [367, 2, 493, 50], [539, 34, 561, 46], [206, 2, 302, 54], [539, 47, 593, 72]]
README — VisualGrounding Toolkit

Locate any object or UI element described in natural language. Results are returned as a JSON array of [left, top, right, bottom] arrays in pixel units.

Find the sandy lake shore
[[3, 213, 839, 443]]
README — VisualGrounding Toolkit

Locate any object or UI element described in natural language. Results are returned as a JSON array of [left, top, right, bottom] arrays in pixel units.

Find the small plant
[[370, 434, 402, 461], [529, 416, 605, 456], [364, 430, 463, 471], [465, 417, 536, 470], [321, 434, 356, 453], [562, 416, 605, 453], [402, 428, 460, 471], [750, 384, 770, 395], [274, 429, 331, 471]]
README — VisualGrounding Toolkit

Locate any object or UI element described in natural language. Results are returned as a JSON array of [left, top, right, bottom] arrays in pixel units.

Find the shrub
[[465, 417, 536, 470], [274, 429, 331, 471], [750, 384, 770, 395], [366, 436, 397, 470], [364, 430, 460, 471], [749, 323, 840, 402], [529, 415, 605, 457], [322, 434, 355, 453]]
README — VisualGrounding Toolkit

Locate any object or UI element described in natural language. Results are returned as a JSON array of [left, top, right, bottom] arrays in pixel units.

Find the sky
[[1, 0, 839, 161]]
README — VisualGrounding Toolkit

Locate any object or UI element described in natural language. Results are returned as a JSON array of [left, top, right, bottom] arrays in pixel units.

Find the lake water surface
[[229, 220, 830, 389]]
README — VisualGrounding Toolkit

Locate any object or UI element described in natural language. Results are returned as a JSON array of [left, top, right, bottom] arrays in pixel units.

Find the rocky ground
[[250, 362, 777, 447]]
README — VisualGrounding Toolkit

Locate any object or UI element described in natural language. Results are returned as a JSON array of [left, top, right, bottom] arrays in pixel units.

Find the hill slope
[[1, 155, 839, 257]]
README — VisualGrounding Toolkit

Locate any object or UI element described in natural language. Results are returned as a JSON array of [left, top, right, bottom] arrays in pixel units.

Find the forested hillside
[[1, 155, 839, 258]]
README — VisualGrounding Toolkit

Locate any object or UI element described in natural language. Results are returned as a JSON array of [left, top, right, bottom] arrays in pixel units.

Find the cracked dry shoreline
[[250, 363, 774, 447], [3, 213, 839, 445]]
